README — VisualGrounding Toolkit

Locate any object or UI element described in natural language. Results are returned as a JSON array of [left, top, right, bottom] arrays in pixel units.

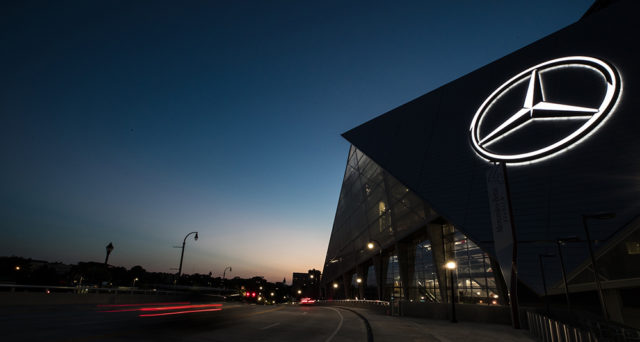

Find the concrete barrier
[[317, 300, 390, 315]]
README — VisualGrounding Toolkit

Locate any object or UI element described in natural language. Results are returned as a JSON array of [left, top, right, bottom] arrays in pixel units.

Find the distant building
[[292, 269, 321, 298]]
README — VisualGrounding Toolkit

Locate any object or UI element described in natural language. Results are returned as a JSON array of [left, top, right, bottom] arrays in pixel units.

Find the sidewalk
[[346, 307, 536, 342]]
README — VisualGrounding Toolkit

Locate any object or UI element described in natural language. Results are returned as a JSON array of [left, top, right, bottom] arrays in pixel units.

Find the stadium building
[[321, 0, 640, 327]]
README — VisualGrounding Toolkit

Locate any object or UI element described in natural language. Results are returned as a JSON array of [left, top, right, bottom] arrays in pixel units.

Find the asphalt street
[[0, 302, 537, 341], [0, 302, 367, 342]]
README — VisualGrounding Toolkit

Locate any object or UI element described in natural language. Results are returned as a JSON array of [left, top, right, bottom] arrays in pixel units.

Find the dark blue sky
[[0, 0, 592, 281]]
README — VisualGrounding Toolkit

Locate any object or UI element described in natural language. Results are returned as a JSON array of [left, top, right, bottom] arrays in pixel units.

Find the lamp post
[[556, 237, 580, 312], [446, 261, 457, 323], [538, 253, 555, 314], [367, 240, 383, 300], [105, 242, 114, 265], [582, 213, 614, 321], [223, 266, 232, 279], [177, 232, 198, 277], [131, 277, 139, 294]]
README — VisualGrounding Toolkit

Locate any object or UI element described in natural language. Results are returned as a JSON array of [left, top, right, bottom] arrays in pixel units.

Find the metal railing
[[527, 311, 640, 342], [317, 299, 390, 306]]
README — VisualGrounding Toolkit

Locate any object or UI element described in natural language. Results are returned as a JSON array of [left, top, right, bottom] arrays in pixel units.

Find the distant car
[[300, 298, 315, 305]]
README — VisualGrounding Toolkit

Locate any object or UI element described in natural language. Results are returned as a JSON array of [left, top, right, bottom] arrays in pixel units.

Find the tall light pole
[[538, 253, 555, 314], [223, 266, 232, 279], [177, 232, 198, 277], [556, 236, 580, 313], [446, 260, 457, 323], [105, 242, 114, 265], [582, 213, 614, 321]]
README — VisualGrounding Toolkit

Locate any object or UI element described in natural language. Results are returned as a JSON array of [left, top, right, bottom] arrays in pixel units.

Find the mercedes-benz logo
[[469, 56, 620, 163]]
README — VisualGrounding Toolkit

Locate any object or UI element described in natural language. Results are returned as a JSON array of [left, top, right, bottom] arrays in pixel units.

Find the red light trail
[[98, 302, 223, 316], [139, 308, 222, 317], [97, 302, 190, 307]]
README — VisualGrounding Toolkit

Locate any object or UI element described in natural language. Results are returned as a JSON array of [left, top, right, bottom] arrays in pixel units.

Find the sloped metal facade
[[322, 0, 640, 321]]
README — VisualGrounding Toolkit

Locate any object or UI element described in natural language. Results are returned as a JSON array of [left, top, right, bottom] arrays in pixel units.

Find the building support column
[[373, 253, 389, 301], [397, 240, 416, 300], [490, 256, 509, 306], [441, 224, 457, 304], [342, 272, 352, 299], [603, 289, 625, 324], [356, 264, 367, 299], [427, 223, 448, 302]]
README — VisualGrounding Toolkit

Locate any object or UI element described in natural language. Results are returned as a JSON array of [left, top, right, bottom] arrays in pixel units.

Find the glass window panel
[[414, 241, 441, 302], [385, 253, 402, 299], [452, 231, 500, 304]]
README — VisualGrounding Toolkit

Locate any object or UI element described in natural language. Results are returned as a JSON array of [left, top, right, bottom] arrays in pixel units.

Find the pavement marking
[[320, 307, 344, 342], [261, 322, 281, 330]]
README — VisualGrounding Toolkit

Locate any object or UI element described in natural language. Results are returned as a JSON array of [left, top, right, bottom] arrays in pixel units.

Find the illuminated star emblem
[[469, 56, 620, 164], [480, 69, 599, 146]]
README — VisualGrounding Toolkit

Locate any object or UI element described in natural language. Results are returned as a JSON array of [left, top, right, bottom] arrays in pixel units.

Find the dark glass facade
[[322, 0, 640, 326], [323, 146, 501, 304]]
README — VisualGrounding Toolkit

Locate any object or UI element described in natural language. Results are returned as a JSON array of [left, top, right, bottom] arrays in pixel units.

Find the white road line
[[321, 307, 344, 342], [260, 322, 280, 330]]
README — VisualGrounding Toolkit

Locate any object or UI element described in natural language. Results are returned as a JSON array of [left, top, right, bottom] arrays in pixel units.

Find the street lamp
[[556, 236, 581, 312], [446, 261, 457, 323], [333, 283, 338, 289], [538, 253, 555, 314], [177, 232, 198, 277], [105, 242, 114, 265], [582, 213, 614, 320], [223, 266, 232, 279]]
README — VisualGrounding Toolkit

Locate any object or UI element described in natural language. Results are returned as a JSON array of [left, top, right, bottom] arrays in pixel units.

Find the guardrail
[[527, 311, 640, 342]]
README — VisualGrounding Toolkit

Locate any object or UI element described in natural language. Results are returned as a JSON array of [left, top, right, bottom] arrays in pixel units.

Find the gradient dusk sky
[[0, 1, 593, 282]]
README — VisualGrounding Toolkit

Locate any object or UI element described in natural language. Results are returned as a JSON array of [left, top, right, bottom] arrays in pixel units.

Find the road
[[0, 302, 369, 342]]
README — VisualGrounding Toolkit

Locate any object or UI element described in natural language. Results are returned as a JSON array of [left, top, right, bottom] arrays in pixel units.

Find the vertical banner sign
[[486, 164, 513, 289], [486, 163, 520, 328]]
